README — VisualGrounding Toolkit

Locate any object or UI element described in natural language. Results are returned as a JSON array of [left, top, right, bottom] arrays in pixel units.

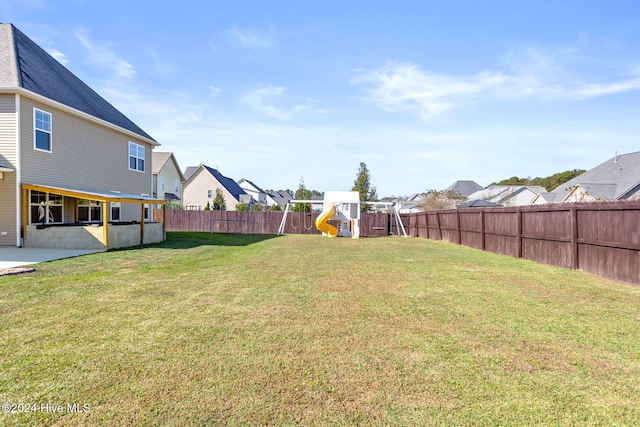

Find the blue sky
[[4, 0, 640, 196]]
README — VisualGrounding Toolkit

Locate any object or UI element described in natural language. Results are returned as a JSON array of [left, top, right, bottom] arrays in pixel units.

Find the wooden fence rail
[[400, 201, 640, 285], [154, 209, 394, 238]]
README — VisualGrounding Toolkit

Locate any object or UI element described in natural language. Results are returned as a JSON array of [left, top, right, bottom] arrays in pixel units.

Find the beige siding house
[[152, 152, 184, 209], [0, 23, 165, 249], [183, 165, 251, 211]]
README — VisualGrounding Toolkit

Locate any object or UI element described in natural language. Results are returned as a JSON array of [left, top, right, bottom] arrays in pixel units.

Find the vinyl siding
[[0, 94, 17, 245], [19, 96, 154, 222], [157, 161, 183, 203], [183, 168, 240, 211]]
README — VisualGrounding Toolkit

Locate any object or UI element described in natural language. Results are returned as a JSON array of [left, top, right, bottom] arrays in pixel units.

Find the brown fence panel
[[437, 211, 459, 243], [459, 210, 482, 249], [404, 201, 640, 284], [426, 212, 442, 240], [161, 210, 392, 237], [520, 208, 573, 268], [361, 213, 390, 236], [578, 244, 640, 284]]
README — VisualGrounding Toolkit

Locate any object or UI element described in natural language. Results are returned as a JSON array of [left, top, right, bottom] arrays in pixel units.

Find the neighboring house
[[153, 152, 184, 209], [445, 180, 483, 197], [266, 190, 292, 209], [467, 185, 548, 207], [0, 24, 164, 249], [238, 178, 267, 207], [183, 165, 251, 211], [396, 193, 425, 213], [535, 151, 640, 204]]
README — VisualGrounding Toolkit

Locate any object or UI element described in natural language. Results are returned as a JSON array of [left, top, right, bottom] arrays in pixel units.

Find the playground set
[[277, 191, 407, 238]]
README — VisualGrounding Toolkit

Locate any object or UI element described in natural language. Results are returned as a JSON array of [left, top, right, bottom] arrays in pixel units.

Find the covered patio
[[22, 183, 166, 250]]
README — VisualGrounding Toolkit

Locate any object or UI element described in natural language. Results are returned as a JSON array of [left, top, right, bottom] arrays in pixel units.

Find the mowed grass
[[1, 232, 639, 426]]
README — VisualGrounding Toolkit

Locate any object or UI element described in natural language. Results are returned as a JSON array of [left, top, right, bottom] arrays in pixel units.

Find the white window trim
[[78, 199, 102, 223], [29, 190, 63, 224], [141, 194, 150, 221], [128, 141, 145, 173], [110, 202, 121, 222], [33, 108, 52, 153]]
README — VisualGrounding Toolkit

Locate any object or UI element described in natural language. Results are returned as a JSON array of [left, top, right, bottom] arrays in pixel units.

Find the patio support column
[[162, 204, 166, 239], [102, 202, 109, 248], [140, 203, 145, 245]]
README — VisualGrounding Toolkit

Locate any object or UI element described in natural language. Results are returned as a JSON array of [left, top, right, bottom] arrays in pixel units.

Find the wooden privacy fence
[[153, 209, 394, 237], [400, 201, 640, 285]]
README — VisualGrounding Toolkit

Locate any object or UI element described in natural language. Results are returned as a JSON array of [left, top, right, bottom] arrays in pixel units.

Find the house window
[[34, 108, 52, 152], [78, 199, 101, 222], [142, 194, 150, 221], [160, 176, 165, 191], [111, 203, 121, 221], [128, 142, 145, 172], [207, 189, 213, 198], [30, 191, 63, 224], [174, 179, 179, 193]]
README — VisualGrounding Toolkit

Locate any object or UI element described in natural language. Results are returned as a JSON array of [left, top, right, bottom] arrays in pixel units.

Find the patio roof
[[22, 183, 166, 204], [21, 183, 166, 249]]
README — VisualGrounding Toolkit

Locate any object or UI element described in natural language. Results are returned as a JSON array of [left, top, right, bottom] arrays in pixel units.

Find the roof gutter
[[0, 86, 160, 147]]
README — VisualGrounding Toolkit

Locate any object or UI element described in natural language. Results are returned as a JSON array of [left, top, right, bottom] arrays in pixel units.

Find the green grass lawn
[[1, 232, 639, 426]]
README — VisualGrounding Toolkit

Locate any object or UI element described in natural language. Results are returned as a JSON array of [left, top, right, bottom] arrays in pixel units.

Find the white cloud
[[228, 26, 273, 49], [75, 30, 136, 79], [352, 62, 508, 120], [47, 48, 69, 65], [353, 46, 640, 120], [241, 84, 311, 120]]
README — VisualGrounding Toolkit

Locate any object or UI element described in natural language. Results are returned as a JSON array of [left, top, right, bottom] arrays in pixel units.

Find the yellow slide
[[315, 204, 338, 237]]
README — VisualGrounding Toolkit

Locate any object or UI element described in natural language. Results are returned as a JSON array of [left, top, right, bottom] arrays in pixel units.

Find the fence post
[[570, 206, 578, 270], [517, 208, 522, 259], [456, 210, 461, 245], [481, 209, 486, 251]]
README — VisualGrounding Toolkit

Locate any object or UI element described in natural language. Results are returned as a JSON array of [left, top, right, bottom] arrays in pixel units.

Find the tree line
[[489, 169, 586, 192]]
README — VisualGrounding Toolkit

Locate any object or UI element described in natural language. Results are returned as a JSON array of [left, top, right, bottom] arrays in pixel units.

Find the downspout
[[15, 93, 22, 247]]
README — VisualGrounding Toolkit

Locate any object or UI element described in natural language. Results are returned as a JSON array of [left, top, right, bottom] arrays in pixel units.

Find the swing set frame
[[277, 200, 407, 237]]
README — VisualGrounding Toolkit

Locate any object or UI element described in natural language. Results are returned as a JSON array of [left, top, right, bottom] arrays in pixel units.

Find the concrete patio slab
[[0, 247, 105, 269]]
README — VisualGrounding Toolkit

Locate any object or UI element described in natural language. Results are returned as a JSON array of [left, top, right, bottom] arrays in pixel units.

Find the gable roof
[[238, 178, 265, 194], [0, 23, 156, 144], [550, 151, 640, 201], [183, 166, 198, 181], [152, 152, 184, 180], [445, 180, 483, 196], [468, 185, 547, 206], [268, 190, 292, 207], [185, 165, 248, 201]]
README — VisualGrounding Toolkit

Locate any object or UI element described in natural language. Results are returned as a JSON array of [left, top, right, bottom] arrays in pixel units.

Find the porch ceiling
[[22, 183, 166, 205]]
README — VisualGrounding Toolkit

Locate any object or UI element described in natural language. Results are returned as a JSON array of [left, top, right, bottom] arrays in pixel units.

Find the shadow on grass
[[151, 232, 280, 249]]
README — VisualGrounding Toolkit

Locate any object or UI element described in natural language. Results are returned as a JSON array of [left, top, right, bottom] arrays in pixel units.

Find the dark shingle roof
[[550, 151, 640, 201], [203, 166, 247, 201], [1, 23, 155, 143], [269, 190, 292, 207]]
